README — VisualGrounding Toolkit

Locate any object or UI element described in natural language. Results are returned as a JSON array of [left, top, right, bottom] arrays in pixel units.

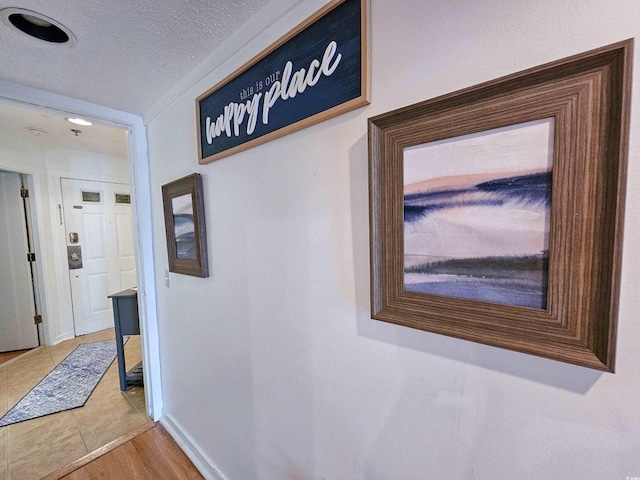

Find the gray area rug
[[0, 339, 123, 427]]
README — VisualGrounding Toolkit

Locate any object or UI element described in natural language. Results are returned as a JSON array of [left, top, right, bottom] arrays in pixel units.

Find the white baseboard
[[49, 331, 75, 346], [160, 411, 227, 480]]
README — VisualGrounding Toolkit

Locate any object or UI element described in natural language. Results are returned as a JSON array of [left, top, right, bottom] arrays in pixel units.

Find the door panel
[[0, 171, 39, 351], [61, 178, 136, 336], [88, 273, 110, 312], [83, 213, 107, 258], [115, 213, 135, 256], [120, 270, 137, 290]]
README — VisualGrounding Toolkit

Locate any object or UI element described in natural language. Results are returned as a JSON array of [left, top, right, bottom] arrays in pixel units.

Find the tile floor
[[0, 329, 151, 480]]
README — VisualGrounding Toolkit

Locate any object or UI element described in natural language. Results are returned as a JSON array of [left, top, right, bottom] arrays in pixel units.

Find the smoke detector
[[26, 127, 47, 136]]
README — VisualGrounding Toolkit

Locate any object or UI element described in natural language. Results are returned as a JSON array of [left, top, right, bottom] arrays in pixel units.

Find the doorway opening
[[0, 92, 161, 421]]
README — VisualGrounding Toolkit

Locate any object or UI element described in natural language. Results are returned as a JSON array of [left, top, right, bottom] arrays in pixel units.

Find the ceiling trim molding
[[0, 79, 140, 128]]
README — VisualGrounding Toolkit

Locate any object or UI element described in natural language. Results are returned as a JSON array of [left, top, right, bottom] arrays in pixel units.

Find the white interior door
[[61, 178, 137, 336], [0, 171, 39, 352]]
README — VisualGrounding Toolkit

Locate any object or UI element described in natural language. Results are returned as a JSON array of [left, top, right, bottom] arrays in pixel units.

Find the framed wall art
[[196, 0, 369, 164], [368, 39, 633, 372], [162, 173, 209, 277]]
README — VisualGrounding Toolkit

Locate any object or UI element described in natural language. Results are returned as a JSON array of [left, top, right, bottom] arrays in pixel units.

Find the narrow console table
[[108, 287, 143, 391]]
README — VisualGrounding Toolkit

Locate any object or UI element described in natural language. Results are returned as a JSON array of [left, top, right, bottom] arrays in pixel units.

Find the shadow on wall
[[347, 133, 602, 395]]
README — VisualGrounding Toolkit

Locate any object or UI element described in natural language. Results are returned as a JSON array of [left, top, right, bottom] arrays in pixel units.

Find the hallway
[[0, 329, 150, 479]]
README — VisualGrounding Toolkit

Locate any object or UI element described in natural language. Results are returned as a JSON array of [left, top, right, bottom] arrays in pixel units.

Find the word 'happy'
[[205, 41, 342, 144]]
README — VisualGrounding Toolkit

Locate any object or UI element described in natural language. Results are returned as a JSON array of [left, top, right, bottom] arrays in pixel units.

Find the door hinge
[[34, 314, 42, 325], [20, 187, 29, 198], [27, 252, 36, 262]]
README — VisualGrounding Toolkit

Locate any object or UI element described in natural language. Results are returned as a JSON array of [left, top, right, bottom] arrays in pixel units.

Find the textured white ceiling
[[0, 101, 128, 158], [0, 0, 272, 116], [0, 0, 280, 157]]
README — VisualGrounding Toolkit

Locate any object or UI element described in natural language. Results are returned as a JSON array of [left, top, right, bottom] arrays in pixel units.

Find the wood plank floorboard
[[55, 424, 204, 479], [0, 348, 31, 365]]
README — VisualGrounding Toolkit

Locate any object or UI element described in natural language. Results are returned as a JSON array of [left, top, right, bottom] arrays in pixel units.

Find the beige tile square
[[122, 386, 146, 412], [73, 391, 137, 431], [7, 361, 53, 386], [0, 367, 8, 389], [125, 335, 141, 352], [0, 427, 7, 467], [8, 411, 80, 463], [6, 377, 47, 408], [106, 349, 141, 379], [125, 353, 142, 371], [8, 431, 87, 480], [0, 387, 8, 418], [124, 383, 144, 399], [81, 411, 150, 452], [103, 369, 119, 385], [99, 365, 118, 384], [79, 328, 115, 343], [6, 364, 53, 388], [6, 410, 74, 441], [6, 388, 36, 410], [5, 348, 50, 367], [83, 375, 119, 407], [46, 342, 81, 365], [1, 328, 149, 477], [106, 361, 118, 377]]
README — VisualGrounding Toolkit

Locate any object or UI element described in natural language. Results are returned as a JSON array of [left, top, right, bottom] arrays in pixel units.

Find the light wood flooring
[[46, 424, 203, 479], [0, 328, 151, 479]]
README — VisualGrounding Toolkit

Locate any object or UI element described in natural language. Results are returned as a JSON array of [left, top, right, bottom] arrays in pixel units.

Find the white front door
[[61, 178, 137, 336], [0, 171, 39, 352]]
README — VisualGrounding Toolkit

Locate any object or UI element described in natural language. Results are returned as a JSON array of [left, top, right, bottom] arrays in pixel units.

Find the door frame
[[21, 173, 45, 347], [0, 80, 163, 421]]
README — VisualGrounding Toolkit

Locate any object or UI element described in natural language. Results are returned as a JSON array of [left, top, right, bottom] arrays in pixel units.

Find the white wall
[[147, 0, 640, 478], [0, 134, 130, 345]]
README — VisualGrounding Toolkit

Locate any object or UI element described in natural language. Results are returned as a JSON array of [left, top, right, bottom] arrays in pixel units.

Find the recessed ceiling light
[[67, 117, 93, 126], [0, 8, 76, 46]]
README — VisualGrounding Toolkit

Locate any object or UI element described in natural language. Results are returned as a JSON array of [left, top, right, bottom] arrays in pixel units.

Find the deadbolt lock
[[67, 245, 82, 270]]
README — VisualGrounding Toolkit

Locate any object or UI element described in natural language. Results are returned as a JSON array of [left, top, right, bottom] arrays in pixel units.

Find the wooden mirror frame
[[162, 173, 209, 278]]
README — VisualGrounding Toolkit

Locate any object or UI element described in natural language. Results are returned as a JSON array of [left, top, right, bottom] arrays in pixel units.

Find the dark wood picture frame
[[368, 40, 633, 372], [162, 173, 209, 278]]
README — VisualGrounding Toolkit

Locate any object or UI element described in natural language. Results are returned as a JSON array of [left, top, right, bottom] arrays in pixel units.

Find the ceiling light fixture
[[67, 117, 93, 126], [0, 8, 76, 46]]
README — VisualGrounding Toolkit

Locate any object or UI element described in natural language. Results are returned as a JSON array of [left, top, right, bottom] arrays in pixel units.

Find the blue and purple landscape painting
[[172, 193, 197, 260], [403, 119, 554, 309]]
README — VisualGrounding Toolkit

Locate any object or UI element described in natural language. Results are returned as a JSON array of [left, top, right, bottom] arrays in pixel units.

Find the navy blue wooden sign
[[197, 0, 368, 163]]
